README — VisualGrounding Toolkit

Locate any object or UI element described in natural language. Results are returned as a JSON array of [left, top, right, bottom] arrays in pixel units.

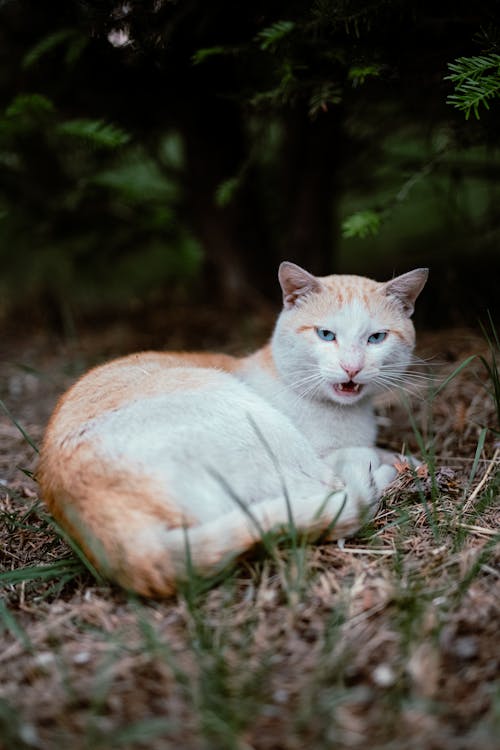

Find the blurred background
[[0, 0, 499, 341]]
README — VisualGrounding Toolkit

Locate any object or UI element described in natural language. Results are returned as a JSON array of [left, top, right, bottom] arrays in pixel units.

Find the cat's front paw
[[327, 446, 397, 509], [372, 462, 398, 492]]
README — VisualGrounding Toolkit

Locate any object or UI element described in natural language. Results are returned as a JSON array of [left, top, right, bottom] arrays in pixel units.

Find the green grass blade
[[0, 598, 33, 651], [0, 398, 39, 453], [0, 559, 84, 585], [38, 512, 105, 583], [433, 355, 477, 397], [205, 467, 266, 541], [468, 426, 488, 486], [246, 414, 296, 546], [478, 313, 500, 432]]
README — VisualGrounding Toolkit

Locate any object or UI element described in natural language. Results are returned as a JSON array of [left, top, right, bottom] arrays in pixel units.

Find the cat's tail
[[128, 488, 374, 597], [42, 476, 369, 598], [39, 440, 397, 597]]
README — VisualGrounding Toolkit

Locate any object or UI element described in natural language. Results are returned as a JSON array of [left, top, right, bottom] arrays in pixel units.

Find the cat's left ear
[[278, 262, 322, 309], [383, 268, 429, 317]]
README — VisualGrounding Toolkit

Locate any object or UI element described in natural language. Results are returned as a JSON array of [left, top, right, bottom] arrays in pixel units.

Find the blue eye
[[316, 328, 336, 342], [368, 331, 388, 344]]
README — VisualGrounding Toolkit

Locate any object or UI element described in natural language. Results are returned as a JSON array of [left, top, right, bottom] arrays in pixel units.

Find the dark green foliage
[[0, 83, 200, 321], [0, 0, 499, 322]]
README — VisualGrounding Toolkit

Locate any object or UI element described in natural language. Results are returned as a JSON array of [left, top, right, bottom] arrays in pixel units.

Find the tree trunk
[[181, 97, 272, 304], [181, 100, 343, 302], [278, 109, 343, 276]]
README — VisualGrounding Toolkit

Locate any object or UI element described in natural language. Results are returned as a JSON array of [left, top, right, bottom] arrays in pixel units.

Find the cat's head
[[273, 262, 428, 405]]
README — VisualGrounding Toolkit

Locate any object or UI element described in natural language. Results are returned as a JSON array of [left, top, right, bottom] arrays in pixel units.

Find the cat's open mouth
[[333, 381, 363, 397]]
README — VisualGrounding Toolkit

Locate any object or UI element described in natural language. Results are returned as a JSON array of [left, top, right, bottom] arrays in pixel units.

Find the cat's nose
[[340, 363, 362, 380]]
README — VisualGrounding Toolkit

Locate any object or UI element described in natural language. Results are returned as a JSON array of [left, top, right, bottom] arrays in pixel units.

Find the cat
[[38, 262, 428, 597]]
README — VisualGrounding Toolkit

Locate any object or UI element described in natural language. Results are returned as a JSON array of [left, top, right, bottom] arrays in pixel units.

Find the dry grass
[[0, 322, 499, 750]]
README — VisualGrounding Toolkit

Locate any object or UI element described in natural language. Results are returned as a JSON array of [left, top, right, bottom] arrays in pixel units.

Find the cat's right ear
[[383, 268, 429, 317], [278, 262, 322, 309]]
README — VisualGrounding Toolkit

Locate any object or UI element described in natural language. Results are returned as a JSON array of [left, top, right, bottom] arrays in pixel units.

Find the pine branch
[[192, 46, 231, 65], [308, 82, 342, 118], [445, 54, 500, 119], [23, 28, 87, 69], [342, 210, 381, 239], [215, 176, 240, 207], [256, 20, 295, 52], [5, 93, 55, 119], [56, 119, 131, 148]]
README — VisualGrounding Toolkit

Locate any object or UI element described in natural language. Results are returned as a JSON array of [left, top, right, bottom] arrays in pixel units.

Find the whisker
[[377, 366, 437, 382], [410, 354, 445, 367], [380, 373, 436, 384], [278, 372, 324, 394], [371, 376, 430, 401], [271, 370, 327, 407], [262, 355, 440, 409], [379, 363, 437, 374], [293, 376, 326, 401]]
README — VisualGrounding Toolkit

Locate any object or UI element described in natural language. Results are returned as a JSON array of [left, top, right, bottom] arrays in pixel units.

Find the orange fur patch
[[296, 324, 314, 333], [239, 344, 279, 379], [45, 350, 240, 435], [38, 440, 195, 597]]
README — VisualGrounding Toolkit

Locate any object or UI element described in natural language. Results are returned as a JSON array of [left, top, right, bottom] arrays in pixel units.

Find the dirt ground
[[0, 314, 499, 750]]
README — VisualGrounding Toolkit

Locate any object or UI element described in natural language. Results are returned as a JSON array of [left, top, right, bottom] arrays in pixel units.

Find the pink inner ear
[[279, 262, 322, 309]]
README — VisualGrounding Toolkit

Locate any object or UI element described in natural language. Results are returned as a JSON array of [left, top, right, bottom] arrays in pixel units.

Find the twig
[[457, 523, 497, 538], [463, 447, 500, 512], [481, 564, 500, 578]]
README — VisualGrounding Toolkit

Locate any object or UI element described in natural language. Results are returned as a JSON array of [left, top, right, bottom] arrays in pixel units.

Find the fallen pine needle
[[341, 547, 395, 556]]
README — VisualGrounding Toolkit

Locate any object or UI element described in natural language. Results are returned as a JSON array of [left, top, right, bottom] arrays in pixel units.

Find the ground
[[0, 312, 499, 750]]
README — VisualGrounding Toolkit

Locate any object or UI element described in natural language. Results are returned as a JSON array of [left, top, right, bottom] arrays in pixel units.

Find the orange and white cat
[[38, 263, 428, 597]]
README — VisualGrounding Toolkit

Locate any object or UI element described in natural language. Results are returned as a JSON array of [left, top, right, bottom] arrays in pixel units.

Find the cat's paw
[[315, 447, 394, 541], [372, 462, 398, 492], [326, 446, 392, 511]]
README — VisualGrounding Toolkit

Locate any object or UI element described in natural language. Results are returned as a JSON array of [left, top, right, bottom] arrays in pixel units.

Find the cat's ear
[[384, 268, 429, 317], [278, 262, 322, 309]]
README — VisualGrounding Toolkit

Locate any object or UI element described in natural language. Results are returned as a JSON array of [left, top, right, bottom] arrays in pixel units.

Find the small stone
[[372, 663, 396, 687], [33, 651, 55, 667], [453, 636, 478, 659], [73, 651, 92, 665], [19, 723, 40, 747], [273, 689, 289, 704]]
